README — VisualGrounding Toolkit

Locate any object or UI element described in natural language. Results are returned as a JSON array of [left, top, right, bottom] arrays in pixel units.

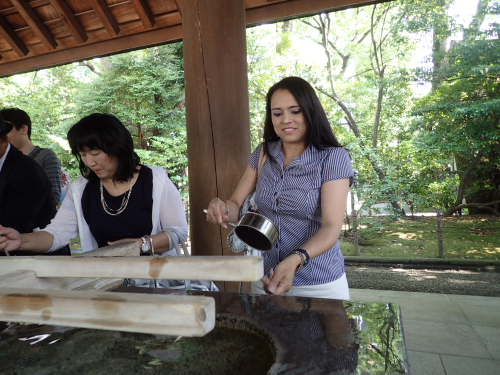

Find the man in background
[[0, 112, 69, 255], [1, 107, 63, 204]]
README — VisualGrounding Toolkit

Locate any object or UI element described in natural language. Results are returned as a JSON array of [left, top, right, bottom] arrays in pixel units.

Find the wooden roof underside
[[0, 0, 386, 77]]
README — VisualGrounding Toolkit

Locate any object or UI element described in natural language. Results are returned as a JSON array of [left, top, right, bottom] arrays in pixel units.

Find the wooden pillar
[[182, 0, 250, 291]]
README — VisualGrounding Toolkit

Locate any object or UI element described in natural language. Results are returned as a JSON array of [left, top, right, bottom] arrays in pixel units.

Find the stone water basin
[[0, 288, 409, 374], [0, 315, 276, 375]]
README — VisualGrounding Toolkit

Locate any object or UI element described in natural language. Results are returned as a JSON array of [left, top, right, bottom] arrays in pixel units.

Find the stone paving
[[346, 266, 500, 297], [350, 289, 500, 375]]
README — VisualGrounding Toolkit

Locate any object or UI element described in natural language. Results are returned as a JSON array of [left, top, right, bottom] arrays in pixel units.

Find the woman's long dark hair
[[67, 113, 140, 182], [262, 77, 342, 159]]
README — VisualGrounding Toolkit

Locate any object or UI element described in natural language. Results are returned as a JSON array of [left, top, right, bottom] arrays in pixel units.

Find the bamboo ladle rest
[[0, 243, 263, 337]]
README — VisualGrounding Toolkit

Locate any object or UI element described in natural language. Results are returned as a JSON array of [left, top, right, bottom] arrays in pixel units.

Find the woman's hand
[[108, 238, 142, 250], [262, 253, 302, 295], [0, 225, 22, 252], [205, 198, 229, 229]]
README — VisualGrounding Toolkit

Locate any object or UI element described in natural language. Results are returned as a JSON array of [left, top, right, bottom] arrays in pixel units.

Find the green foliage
[[246, 23, 321, 149], [75, 44, 185, 145], [0, 65, 88, 178], [297, 3, 419, 215], [75, 44, 188, 194], [397, 0, 453, 34], [342, 215, 500, 259], [74, 45, 188, 194], [413, 33, 500, 213], [135, 131, 189, 199]]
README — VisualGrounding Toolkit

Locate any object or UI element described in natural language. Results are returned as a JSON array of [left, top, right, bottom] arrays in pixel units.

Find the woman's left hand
[[108, 238, 142, 248], [261, 254, 301, 295]]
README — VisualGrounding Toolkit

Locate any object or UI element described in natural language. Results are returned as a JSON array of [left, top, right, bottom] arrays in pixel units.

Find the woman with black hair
[[0, 113, 187, 256], [206, 77, 354, 299]]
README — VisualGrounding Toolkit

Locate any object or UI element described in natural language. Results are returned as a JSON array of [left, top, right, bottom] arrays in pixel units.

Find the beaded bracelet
[[292, 251, 306, 272], [292, 249, 310, 272], [294, 248, 310, 263]]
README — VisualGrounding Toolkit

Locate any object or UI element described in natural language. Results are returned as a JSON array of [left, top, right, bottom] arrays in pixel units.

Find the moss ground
[[341, 215, 500, 260]]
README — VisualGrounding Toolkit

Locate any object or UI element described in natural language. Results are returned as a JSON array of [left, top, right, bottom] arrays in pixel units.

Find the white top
[[43, 165, 188, 254]]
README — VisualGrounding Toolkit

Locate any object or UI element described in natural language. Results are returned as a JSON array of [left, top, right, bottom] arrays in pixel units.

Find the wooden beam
[[0, 14, 30, 56], [130, 0, 156, 29], [0, 256, 264, 282], [246, 0, 393, 26], [0, 270, 123, 291], [88, 0, 120, 37], [0, 288, 215, 337], [0, 0, 52, 17], [0, 23, 183, 78], [49, 0, 88, 44], [173, 0, 182, 18], [10, 0, 58, 50]]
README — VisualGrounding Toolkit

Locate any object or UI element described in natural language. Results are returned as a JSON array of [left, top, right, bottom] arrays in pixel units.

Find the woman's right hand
[[261, 254, 300, 295], [0, 225, 22, 252], [206, 198, 229, 228]]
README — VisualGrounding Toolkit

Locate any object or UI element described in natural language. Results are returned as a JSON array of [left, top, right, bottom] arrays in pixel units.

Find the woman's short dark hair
[[67, 113, 140, 182], [262, 76, 342, 158]]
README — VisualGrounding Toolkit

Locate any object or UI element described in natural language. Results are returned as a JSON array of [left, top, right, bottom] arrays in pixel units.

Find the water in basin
[[0, 315, 276, 375]]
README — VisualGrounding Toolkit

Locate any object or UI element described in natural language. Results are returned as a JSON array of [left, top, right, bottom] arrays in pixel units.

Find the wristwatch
[[140, 236, 151, 254]]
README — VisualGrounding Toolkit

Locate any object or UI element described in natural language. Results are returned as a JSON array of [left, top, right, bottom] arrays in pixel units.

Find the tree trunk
[[464, 0, 489, 42], [316, 11, 404, 215], [431, 15, 449, 92], [373, 71, 385, 149], [444, 152, 483, 215], [445, 201, 500, 217]]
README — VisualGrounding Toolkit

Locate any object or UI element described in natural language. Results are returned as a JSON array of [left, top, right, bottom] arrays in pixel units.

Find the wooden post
[[437, 209, 445, 258], [183, 0, 251, 292], [353, 209, 360, 256], [350, 192, 360, 256]]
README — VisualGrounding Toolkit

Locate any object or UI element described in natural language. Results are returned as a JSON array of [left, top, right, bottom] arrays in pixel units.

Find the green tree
[[300, 3, 418, 216], [0, 64, 87, 178], [413, 0, 500, 216], [414, 37, 500, 215], [246, 21, 323, 149], [76, 44, 188, 197]]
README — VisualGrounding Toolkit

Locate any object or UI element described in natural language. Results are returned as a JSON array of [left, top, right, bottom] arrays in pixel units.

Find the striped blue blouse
[[248, 141, 354, 285]]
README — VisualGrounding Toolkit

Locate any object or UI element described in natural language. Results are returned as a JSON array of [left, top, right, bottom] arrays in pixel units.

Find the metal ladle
[[203, 209, 278, 251]]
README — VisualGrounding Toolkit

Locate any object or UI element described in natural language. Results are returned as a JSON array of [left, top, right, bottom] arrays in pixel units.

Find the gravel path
[[346, 265, 500, 297]]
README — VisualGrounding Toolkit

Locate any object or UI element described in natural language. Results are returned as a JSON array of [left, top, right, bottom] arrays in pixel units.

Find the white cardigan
[[44, 165, 188, 254]]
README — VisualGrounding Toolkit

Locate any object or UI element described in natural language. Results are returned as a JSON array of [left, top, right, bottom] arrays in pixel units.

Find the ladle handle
[[203, 209, 236, 227]]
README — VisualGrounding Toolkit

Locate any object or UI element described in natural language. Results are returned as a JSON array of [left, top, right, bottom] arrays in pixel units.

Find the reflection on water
[[346, 301, 408, 374], [236, 294, 407, 374], [18, 334, 52, 345], [0, 296, 407, 375]]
